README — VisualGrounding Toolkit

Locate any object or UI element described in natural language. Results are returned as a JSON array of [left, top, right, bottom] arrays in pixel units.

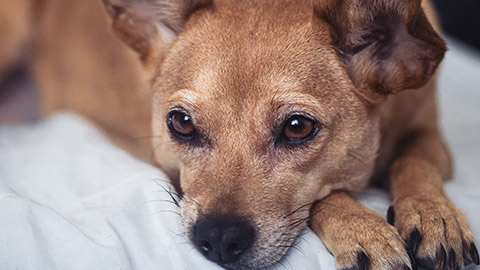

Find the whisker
[[167, 228, 187, 239], [151, 189, 183, 199], [288, 216, 308, 229], [182, 196, 201, 207], [289, 207, 326, 229], [284, 201, 316, 218], [151, 179, 181, 206], [150, 210, 181, 216], [152, 188, 183, 197], [150, 178, 174, 185], [347, 150, 368, 168], [127, 134, 162, 143], [161, 187, 179, 206], [142, 199, 179, 206]]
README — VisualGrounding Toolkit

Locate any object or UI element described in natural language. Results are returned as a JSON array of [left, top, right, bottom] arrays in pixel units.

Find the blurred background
[[434, 0, 480, 51], [0, 0, 479, 123]]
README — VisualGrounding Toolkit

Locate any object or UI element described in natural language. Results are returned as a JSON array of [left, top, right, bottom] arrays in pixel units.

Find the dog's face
[[103, 0, 445, 268], [152, 6, 380, 268]]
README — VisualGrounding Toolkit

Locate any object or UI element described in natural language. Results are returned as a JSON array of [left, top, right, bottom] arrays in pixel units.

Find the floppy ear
[[315, 0, 447, 103], [102, 0, 213, 62]]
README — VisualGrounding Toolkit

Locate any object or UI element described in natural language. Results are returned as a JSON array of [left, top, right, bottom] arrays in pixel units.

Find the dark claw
[[407, 229, 422, 255], [463, 253, 473, 267], [448, 248, 457, 269], [407, 249, 417, 270], [357, 251, 369, 270], [340, 251, 369, 270], [417, 245, 447, 270], [436, 245, 447, 270], [463, 242, 472, 266], [387, 205, 395, 225], [471, 243, 480, 265]]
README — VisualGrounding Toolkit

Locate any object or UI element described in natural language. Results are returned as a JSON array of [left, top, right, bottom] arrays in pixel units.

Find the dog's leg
[[310, 191, 413, 270], [389, 128, 479, 269]]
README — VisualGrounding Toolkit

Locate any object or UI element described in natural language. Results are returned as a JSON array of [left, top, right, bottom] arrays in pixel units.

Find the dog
[[1, 0, 478, 269]]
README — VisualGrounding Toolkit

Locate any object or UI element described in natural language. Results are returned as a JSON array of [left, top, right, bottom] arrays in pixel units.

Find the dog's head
[[103, 0, 445, 268]]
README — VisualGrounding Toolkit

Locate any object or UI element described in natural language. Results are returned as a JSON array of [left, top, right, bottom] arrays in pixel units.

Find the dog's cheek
[[296, 131, 380, 202]]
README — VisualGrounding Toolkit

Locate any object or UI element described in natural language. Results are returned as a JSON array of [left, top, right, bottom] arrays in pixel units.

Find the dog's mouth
[[180, 199, 309, 270]]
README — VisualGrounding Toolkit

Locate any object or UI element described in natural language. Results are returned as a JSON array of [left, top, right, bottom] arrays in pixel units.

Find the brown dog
[[2, 0, 478, 269]]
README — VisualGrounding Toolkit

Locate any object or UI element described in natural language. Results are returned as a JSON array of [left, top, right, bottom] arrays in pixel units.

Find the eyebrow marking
[[167, 89, 201, 111]]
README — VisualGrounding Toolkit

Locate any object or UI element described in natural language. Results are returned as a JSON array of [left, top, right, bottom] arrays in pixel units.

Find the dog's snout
[[193, 215, 255, 265]]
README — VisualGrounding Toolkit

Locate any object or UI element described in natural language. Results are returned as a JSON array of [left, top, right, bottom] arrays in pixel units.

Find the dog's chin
[[180, 202, 307, 270], [221, 226, 307, 270]]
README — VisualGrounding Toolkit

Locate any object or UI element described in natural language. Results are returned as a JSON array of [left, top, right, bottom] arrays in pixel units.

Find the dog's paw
[[318, 209, 415, 270], [389, 195, 479, 269]]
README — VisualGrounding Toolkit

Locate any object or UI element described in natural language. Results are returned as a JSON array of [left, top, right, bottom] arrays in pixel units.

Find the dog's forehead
[[169, 2, 347, 93], [195, 0, 325, 79]]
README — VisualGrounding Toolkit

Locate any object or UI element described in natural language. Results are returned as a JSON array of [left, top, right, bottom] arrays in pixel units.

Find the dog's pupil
[[172, 112, 194, 135], [285, 116, 313, 140]]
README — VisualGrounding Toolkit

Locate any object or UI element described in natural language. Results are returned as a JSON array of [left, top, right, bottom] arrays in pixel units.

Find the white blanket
[[1, 38, 479, 270]]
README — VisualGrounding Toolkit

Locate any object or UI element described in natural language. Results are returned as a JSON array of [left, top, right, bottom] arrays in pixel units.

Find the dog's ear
[[315, 0, 446, 103], [102, 0, 213, 62]]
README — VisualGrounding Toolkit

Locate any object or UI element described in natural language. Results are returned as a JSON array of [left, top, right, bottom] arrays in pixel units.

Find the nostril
[[227, 243, 245, 257], [200, 241, 212, 254]]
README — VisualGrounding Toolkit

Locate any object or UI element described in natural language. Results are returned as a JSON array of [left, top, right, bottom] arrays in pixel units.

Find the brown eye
[[283, 115, 316, 141], [168, 111, 195, 137]]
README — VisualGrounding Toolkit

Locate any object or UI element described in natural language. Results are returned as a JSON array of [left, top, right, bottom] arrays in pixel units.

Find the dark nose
[[193, 215, 256, 265]]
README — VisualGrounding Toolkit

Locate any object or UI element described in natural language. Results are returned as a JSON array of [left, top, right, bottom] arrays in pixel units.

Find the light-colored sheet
[[0, 38, 479, 269]]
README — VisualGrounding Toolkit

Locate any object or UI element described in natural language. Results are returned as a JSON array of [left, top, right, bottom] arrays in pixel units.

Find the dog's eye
[[282, 115, 317, 142], [167, 111, 195, 137]]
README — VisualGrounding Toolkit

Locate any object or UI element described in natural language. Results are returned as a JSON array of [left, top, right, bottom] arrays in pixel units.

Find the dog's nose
[[193, 215, 255, 264]]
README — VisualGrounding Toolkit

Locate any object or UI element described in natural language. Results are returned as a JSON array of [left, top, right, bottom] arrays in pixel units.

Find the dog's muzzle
[[192, 214, 256, 265]]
